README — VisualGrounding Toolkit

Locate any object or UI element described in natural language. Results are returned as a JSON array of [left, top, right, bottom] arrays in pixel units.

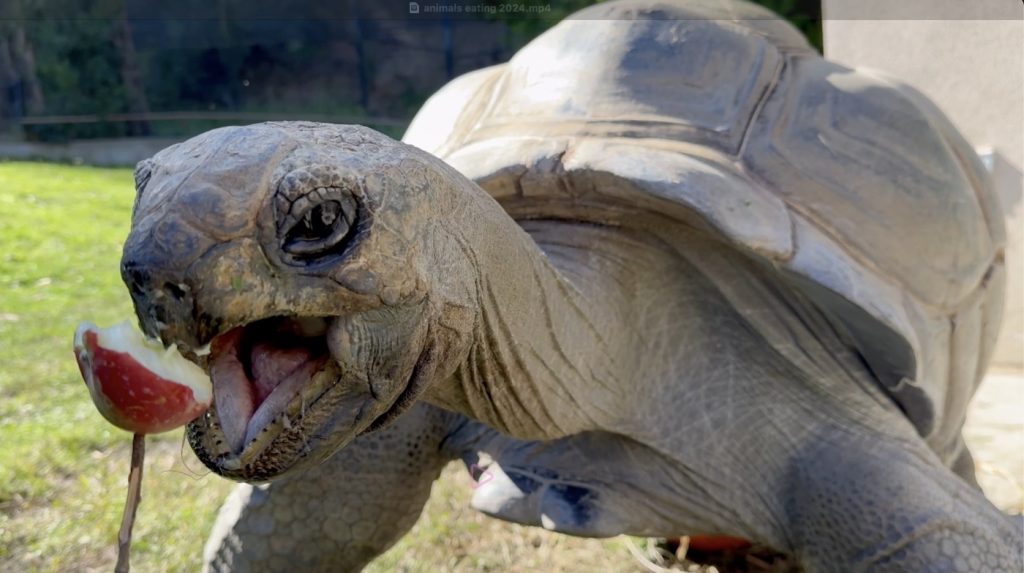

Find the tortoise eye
[[282, 195, 357, 260]]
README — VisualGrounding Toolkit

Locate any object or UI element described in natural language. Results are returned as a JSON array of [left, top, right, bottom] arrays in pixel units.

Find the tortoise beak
[[121, 219, 281, 359], [120, 207, 226, 350], [121, 256, 205, 350]]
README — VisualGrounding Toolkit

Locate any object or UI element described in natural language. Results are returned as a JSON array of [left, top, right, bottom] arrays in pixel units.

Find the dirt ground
[[962, 370, 1024, 514]]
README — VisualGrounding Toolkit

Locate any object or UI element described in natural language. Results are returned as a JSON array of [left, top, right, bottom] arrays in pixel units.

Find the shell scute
[[744, 57, 993, 308]]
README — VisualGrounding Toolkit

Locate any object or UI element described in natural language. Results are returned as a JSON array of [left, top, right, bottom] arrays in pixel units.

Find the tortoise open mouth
[[208, 316, 332, 454], [183, 306, 429, 481]]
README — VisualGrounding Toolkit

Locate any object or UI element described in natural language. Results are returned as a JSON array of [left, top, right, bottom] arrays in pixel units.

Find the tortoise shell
[[403, 0, 1005, 462]]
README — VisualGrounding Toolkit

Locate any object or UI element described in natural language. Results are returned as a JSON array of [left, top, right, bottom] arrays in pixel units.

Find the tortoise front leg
[[782, 425, 1022, 572], [203, 403, 458, 573]]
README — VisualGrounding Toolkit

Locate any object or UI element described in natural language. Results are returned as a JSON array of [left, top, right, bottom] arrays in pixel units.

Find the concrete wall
[[823, 0, 1024, 369]]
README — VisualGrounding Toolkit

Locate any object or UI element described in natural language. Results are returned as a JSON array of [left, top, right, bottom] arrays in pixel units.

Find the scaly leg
[[203, 403, 459, 573], [782, 424, 1022, 573], [444, 420, 750, 541]]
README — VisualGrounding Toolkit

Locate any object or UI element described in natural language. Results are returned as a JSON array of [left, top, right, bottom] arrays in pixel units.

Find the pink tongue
[[210, 331, 319, 454], [249, 342, 314, 405], [210, 330, 254, 454]]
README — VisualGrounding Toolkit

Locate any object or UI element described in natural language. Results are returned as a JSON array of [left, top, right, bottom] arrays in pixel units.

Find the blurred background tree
[[0, 0, 821, 143]]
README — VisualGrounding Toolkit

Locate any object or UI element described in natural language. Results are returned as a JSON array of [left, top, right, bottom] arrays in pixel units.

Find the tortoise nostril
[[122, 259, 147, 284], [164, 282, 188, 302], [127, 281, 145, 298], [126, 268, 150, 296], [152, 303, 168, 325]]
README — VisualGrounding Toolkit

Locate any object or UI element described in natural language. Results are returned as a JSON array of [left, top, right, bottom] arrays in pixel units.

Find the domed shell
[[403, 0, 1005, 461]]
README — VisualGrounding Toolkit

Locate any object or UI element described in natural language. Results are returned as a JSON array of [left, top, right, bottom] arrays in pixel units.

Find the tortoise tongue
[[250, 342, 314, 405], [210, 329, 252, 453], [209, 326, 327, 454], [242, 347, 327, 448]]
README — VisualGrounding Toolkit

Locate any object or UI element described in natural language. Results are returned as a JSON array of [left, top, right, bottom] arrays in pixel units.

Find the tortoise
[[118, 0, 1021, 571]]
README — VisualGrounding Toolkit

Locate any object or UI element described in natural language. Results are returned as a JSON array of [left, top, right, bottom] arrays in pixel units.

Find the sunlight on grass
[[0, 162, 232, 572]]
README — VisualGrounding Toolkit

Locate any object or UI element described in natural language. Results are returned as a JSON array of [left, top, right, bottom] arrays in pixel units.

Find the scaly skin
[[204, 403, 457, 572]]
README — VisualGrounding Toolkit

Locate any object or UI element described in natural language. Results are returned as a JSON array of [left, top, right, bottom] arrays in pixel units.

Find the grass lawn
[[0, 161, 654, 572]]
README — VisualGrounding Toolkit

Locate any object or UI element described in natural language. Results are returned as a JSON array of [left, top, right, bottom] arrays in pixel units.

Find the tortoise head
[[121, 122, 476, 481]]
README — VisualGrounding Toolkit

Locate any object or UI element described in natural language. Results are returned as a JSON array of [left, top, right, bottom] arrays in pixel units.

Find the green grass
[[0, 161, 235, 572], [0, 161, 657, 572]]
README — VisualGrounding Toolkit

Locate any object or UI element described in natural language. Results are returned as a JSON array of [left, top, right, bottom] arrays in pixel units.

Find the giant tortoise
[[117, 0, 1021, 571]]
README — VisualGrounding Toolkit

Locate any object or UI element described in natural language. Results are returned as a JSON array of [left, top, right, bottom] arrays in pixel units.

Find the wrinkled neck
[[420, 180, 894, 446], [422, 213, 650, 440]]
